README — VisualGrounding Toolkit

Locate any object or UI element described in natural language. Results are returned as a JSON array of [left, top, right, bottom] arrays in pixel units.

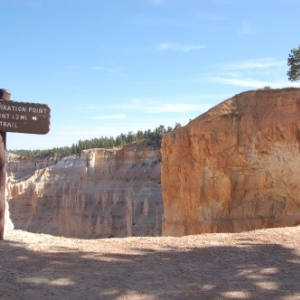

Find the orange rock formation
[[161, 88, 300, 236]]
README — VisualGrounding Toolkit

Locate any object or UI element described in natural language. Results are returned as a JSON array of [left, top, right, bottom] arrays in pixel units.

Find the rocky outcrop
[[6, 141, 162, 238], [161, 88, 300, 236]]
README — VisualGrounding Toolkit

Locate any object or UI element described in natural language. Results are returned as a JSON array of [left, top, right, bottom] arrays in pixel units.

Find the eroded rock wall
[[161, 88, 300, 236], [6, 142, 162, 238]]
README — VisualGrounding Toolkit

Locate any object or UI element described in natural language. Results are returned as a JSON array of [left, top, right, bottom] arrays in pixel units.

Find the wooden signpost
[[0, 89, 50, 240]]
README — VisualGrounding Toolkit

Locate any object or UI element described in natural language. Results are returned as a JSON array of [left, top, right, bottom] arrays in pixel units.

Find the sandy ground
[[0, 227, 300, 300]]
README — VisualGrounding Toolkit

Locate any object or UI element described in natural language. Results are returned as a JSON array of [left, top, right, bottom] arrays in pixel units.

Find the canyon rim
[[6, 88, 300, 238], [161, 88, 300, 236]]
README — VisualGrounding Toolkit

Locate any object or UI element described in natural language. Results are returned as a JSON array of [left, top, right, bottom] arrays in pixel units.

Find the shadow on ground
[[0, 236, 300, 299]]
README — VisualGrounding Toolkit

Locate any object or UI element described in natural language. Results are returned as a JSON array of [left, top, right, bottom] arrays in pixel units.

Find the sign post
[[0, 89, 50, 240], [0, 89, 10, 240]]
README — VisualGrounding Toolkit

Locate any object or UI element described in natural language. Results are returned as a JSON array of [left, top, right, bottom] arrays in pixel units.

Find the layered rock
[[6, 141, 162, 238], [161, 88, 300, 236]]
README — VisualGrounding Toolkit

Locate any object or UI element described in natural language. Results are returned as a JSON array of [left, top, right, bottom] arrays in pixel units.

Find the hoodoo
[[7, 141, 163, 238], [161, 88, 300, 236]]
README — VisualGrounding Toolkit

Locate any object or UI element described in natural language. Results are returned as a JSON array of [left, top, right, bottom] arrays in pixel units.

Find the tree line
[[10, 123, 182, 158]]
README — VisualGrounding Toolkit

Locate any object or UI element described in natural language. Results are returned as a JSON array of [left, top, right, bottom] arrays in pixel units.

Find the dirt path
[[1, 226, 300, 299]]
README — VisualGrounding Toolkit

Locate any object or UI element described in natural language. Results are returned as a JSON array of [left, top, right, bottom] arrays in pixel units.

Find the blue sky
[[1, 0, 299, 150]]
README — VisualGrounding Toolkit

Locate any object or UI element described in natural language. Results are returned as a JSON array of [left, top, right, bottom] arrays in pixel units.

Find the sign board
[[0, 100, 50, 134]]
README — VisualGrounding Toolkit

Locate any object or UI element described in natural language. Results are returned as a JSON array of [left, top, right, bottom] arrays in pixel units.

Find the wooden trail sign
[[0, 100, 50, 134], [0, 89, 51, 240]]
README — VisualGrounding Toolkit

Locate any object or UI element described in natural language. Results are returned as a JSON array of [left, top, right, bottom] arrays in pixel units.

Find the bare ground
[[1, 226, 300, 300]]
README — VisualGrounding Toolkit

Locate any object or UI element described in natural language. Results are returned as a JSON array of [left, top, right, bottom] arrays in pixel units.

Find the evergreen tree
[[287, 45, 300, 82]]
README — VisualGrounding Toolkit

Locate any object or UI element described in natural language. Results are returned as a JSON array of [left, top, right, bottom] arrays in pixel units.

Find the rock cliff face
[[161, 88, 300, 236], [6, 141, 162, 238]]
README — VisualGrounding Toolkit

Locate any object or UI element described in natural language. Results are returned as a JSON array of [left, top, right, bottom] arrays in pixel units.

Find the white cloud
[[211, 76, 299, 89], [209, 58, 295, 88], [109, 97, 214, 115], [88, 114, 126, 120], [158, 43, 207, 52], [80, 97, 213, 115], [212, 77, 270, 88], [148, 103, 213, 113], [223, 58, 286, 70], [67, 65, 120, 74], [8, 122, 131, 150]]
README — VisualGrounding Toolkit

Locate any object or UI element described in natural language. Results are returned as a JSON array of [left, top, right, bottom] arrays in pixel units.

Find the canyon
[[5, 88, 300, 238], [6, 140, 163, 238]]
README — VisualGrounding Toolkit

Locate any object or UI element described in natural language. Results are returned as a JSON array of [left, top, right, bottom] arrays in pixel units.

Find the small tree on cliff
[[287, 45, 300, 82]]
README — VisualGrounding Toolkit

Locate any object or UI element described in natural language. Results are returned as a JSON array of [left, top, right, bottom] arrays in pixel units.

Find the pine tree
[[287, 45, 300, 82]]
